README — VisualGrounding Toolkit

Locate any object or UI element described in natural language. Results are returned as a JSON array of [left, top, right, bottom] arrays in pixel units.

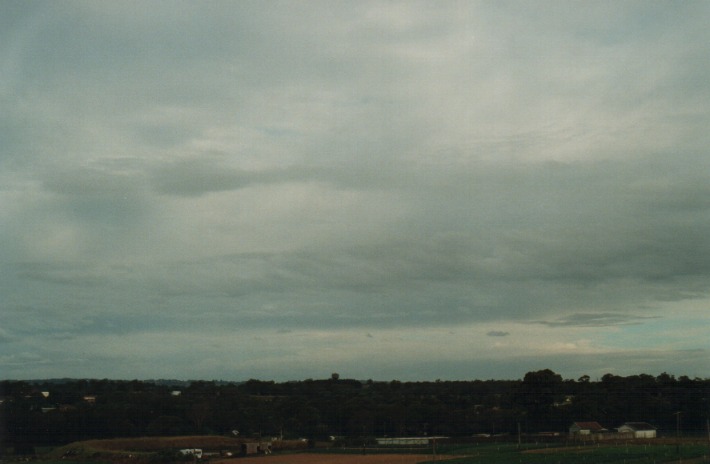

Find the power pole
[[518, 422, 521, 449], [674, 411, 682, 463]]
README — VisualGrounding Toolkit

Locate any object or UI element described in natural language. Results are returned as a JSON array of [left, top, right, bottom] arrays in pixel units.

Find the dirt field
[[55, 436, 455, 464], [214, 453, 449, 464]]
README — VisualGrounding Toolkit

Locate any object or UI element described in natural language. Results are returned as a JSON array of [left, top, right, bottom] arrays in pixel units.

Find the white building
[[376, 437, 447, 446], [617, 422, 657, 438]]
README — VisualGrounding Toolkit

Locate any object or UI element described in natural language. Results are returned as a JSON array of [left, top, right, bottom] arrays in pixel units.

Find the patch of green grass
[[421, 442, 710, 464]]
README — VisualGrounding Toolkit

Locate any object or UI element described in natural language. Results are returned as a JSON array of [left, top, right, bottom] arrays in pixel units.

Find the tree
[[520, 369, 563, 406], [187, 401, 213, 433], [516, 369, 564, 432]]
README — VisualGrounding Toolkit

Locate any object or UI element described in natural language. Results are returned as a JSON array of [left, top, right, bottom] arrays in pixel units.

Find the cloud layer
[[2, 1, 709, 381]]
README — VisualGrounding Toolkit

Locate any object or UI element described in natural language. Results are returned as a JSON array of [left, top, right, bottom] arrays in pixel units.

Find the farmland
[[436, 440, 710, 464], [249, 441, 710, 464], [22, 437, 710, 464], [219, 453, 447, 463]]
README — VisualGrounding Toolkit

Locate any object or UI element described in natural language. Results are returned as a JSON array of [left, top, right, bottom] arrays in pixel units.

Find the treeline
[[1, 370, 709, 451]]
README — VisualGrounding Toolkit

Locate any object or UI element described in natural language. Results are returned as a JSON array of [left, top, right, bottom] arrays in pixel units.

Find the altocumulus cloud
[[1, 1, 709, 381]]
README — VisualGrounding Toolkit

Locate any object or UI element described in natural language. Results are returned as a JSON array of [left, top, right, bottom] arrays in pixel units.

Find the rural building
[[240, 442, 271, 455], [569, 421, 607, 436], [617, 422, 657, 438], [555, 395, 574, 407], [376, 437, 448, 446]]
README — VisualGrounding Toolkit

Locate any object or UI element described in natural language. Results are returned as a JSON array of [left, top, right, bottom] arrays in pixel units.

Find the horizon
[[2, 2, 709, 381], [4, 370, 706, 385]]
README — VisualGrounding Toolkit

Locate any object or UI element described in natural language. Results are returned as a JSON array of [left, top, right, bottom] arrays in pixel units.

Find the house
[[569, 422, 607, 436], [555, 395, 574, 407], [617, 422, 656, 438], [376, 437, 448, 446]]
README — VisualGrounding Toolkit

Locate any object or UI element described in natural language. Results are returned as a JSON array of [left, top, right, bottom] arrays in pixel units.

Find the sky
[[2, 1, 710, 382]]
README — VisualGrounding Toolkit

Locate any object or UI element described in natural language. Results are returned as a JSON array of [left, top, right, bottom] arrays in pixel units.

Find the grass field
[[213, 441, 710, 464], [424, 441, 710, 464], [24, 438, 710, 464]]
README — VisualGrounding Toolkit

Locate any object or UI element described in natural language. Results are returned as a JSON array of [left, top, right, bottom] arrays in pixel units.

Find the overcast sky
[[2, 1, 709, 382]]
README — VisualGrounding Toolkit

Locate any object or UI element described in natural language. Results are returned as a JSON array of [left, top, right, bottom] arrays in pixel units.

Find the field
[[260, 441, 710, 464], [215, 453, 443, 464], [422, 440, 710, 464], [33, 437, 710, 464]]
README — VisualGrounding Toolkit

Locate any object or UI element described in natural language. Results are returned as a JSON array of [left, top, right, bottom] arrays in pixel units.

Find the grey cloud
[[72, 151, 710, 327], [10, 149, 710, 335], [149, 158, 326, 196], [16, 261, 112, 287], [148, 154, 411, 197], [2, 1, 710, 380], [537, 313, 660, 328], [530, 348, 710, 380], [487, 331, 510, 337], [311, 348, 710, 382], [150, 159, 259, 196], [0, 352, 50, 368], [42, 163, 147, 197], [0, 327, 16, 344]]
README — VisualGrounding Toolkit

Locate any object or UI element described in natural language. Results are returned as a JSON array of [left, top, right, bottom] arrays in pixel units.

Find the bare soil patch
[[69, 436, 245, 452], [214, 453, 450, 464]]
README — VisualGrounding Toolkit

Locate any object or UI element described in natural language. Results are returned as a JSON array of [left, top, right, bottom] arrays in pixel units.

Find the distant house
[[569, 422, 607, 436], [618, 422, 656, 438], [376, 437, 448, 446], [555, 395, 574, 407]]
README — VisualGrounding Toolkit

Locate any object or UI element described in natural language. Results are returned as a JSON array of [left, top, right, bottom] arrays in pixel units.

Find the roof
[[620, 422, 656, 431], [571, 421, 606, 431]]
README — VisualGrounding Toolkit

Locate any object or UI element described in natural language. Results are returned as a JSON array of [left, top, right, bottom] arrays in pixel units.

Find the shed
[[240, 442, 271, 455], [569, 422, 607, 436], [617, 422, 656, 438]]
